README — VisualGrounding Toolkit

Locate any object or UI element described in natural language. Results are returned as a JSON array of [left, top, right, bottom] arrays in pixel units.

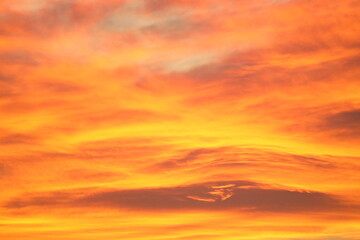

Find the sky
[[0, 0, 360, 239]]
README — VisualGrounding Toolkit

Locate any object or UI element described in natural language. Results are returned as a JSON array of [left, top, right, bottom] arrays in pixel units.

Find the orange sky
[[0, 0, 360, 239]]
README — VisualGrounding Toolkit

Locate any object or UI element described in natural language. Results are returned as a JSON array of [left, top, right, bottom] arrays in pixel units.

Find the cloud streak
[[6, 180, 353, 214]]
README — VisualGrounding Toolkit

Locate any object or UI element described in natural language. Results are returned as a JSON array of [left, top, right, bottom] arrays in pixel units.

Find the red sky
[[1, 0, 360, 239]]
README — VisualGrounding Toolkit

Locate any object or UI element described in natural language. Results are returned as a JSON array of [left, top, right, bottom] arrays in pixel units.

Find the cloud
[[98, 0, 208, 42], [0, 51, 39, 66], [144, 147, 226, 171], [65, 169, 127, 182], [277, 104, 360, 144], [52, 108, 180, 135], [0, 133, 39, 145], [0, 163, 10, 178], [323, 110, 360, 130], [143, 146, 339, 174], [0, 0, 105, 38], [38, 81, 85, 93], [0, 0, 359, 239], [5, 180, 351, 214], [317, 109, 360, 140]]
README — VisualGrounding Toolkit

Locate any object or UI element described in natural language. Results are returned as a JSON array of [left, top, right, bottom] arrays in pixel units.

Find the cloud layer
[[0, 0, 359, 239]]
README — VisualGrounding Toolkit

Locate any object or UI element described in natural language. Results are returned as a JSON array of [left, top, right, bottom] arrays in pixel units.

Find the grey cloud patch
[[178, 52, 360, 107], [182, 50, 265, 83], [0, 133, 39, 145], [5, 180, 350, 213], [100, 0, 204, 38], [100, 1, 145, 32], [163, 51, 225, 72], [144, 0, 179, 11], [324, 110, 360, 129], [0, 51, 39, 66], [0, 0, 95, 37], [141, 12, 208, 39], [320, 110, 360, 139]]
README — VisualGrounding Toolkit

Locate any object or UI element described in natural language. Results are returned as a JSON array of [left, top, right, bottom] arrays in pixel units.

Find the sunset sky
[[0, 0, 360, 239]]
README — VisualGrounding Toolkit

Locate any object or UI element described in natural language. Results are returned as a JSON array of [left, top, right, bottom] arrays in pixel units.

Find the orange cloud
[[1, 0, 360, 239]]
